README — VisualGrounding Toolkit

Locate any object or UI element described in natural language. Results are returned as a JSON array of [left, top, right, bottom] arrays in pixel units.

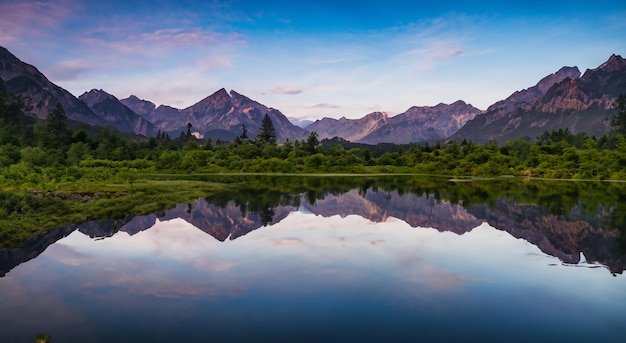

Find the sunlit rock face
[[485, 66, 581, 123], [451, 55, 626, 144]]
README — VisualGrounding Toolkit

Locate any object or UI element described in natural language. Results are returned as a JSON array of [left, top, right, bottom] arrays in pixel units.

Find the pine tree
[[611, 94, 626, 135], [240, 124, 248, 140], [40, 102, 70, 148], [257, 113, 276, 146], [305, 131, 319, 153], [186, 122, 193, 138]]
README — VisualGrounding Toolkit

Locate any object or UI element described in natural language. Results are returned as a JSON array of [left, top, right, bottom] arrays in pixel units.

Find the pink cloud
[[0, 0, 74, 42], [306, 103, 340, 109], [267, 84, 303, 95], [46, 59, 92, 80], [80, 27, 246, 57], [272, 237, 303, 247]]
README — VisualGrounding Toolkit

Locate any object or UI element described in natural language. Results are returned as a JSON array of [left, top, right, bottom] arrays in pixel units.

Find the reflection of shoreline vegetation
[[0, 178, 226, 249]]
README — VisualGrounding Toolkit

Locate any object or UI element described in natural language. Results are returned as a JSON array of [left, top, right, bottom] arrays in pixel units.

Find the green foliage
[[304, 131, 319, 154], [257, 113, 276, 146], [0, 144, 20, 167]]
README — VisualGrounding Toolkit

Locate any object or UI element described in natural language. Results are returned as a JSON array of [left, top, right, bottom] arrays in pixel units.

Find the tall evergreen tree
[[40, 102, 70, 148], [186, 122, 193, 138], [48, 102, 68, 136], [257, 113, 276, 146], [611, 94, 626, 135], [240, 124, 248, 140], [0, 79, 31, 146], [305, 131, 319, 153]]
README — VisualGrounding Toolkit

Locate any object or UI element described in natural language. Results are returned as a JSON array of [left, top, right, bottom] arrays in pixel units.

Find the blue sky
[[1, 0, 625, 119]]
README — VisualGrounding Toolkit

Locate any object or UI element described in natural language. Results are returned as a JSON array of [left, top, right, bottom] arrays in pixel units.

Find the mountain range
[[452, 55, 626, 143], [1, 45, 624, 144]]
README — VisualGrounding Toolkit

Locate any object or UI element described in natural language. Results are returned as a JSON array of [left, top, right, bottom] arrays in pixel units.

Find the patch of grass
[[0, 178, 229, 249]]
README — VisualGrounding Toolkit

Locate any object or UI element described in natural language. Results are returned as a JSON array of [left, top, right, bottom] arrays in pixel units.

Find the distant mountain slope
[[451, 56, 625, 143], [307, 112, 389, 142], [308, 101, 479, 144], [288, 118, 314, 128], [79, 89, 158, 136], [0, 46, 105, 126], [360, 100, 480, 144]]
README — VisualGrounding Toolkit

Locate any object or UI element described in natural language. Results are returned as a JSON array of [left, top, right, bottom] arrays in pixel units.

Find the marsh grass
[[0, 177, 228, 249]]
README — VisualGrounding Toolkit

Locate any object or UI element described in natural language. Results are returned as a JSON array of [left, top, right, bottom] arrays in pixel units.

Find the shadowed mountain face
[[452, 55, 625, 143], [79, 89, 158, 136], [3, 177, 624, 276], [119, 95, 156, 119], [0, 47, 105, 126]]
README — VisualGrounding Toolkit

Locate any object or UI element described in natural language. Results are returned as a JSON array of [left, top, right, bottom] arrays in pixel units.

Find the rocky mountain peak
[[535, 66, 581, 93], [119, 95, 156, 118], [79, 89, 117, 107], [78, 88, 158, 136], [479, 65, 581, 124], [190, 88, 232, 110], [364, 111, 389, 121], [595, 54, 626, 73]]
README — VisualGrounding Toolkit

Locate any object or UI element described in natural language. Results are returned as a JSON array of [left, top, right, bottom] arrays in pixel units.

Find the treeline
[[2, 86, 626, 189]]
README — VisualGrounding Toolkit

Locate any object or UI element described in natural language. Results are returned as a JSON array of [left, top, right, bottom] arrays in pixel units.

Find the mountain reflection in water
[[3, 179, 626, 277], [1, 178, 626, 342]]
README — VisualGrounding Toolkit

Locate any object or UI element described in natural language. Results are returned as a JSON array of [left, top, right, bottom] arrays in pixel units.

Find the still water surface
[[1, 177, 625, 342]]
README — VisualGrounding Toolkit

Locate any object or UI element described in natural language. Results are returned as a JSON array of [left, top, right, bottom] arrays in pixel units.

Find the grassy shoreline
[[1, 178, 229, 249]]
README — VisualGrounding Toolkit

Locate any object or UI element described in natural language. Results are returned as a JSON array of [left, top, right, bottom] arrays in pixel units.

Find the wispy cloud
[[0, 0, 74, 42], [272, 237, 303, 247], [306, 103, 341, 109], [46, 59, 92, 80], [267, 84, 303, 95], [81, 28, 246, 56]]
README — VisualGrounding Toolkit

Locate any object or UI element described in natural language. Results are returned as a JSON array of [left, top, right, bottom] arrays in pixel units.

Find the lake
[[1, 176, 625, 342]]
